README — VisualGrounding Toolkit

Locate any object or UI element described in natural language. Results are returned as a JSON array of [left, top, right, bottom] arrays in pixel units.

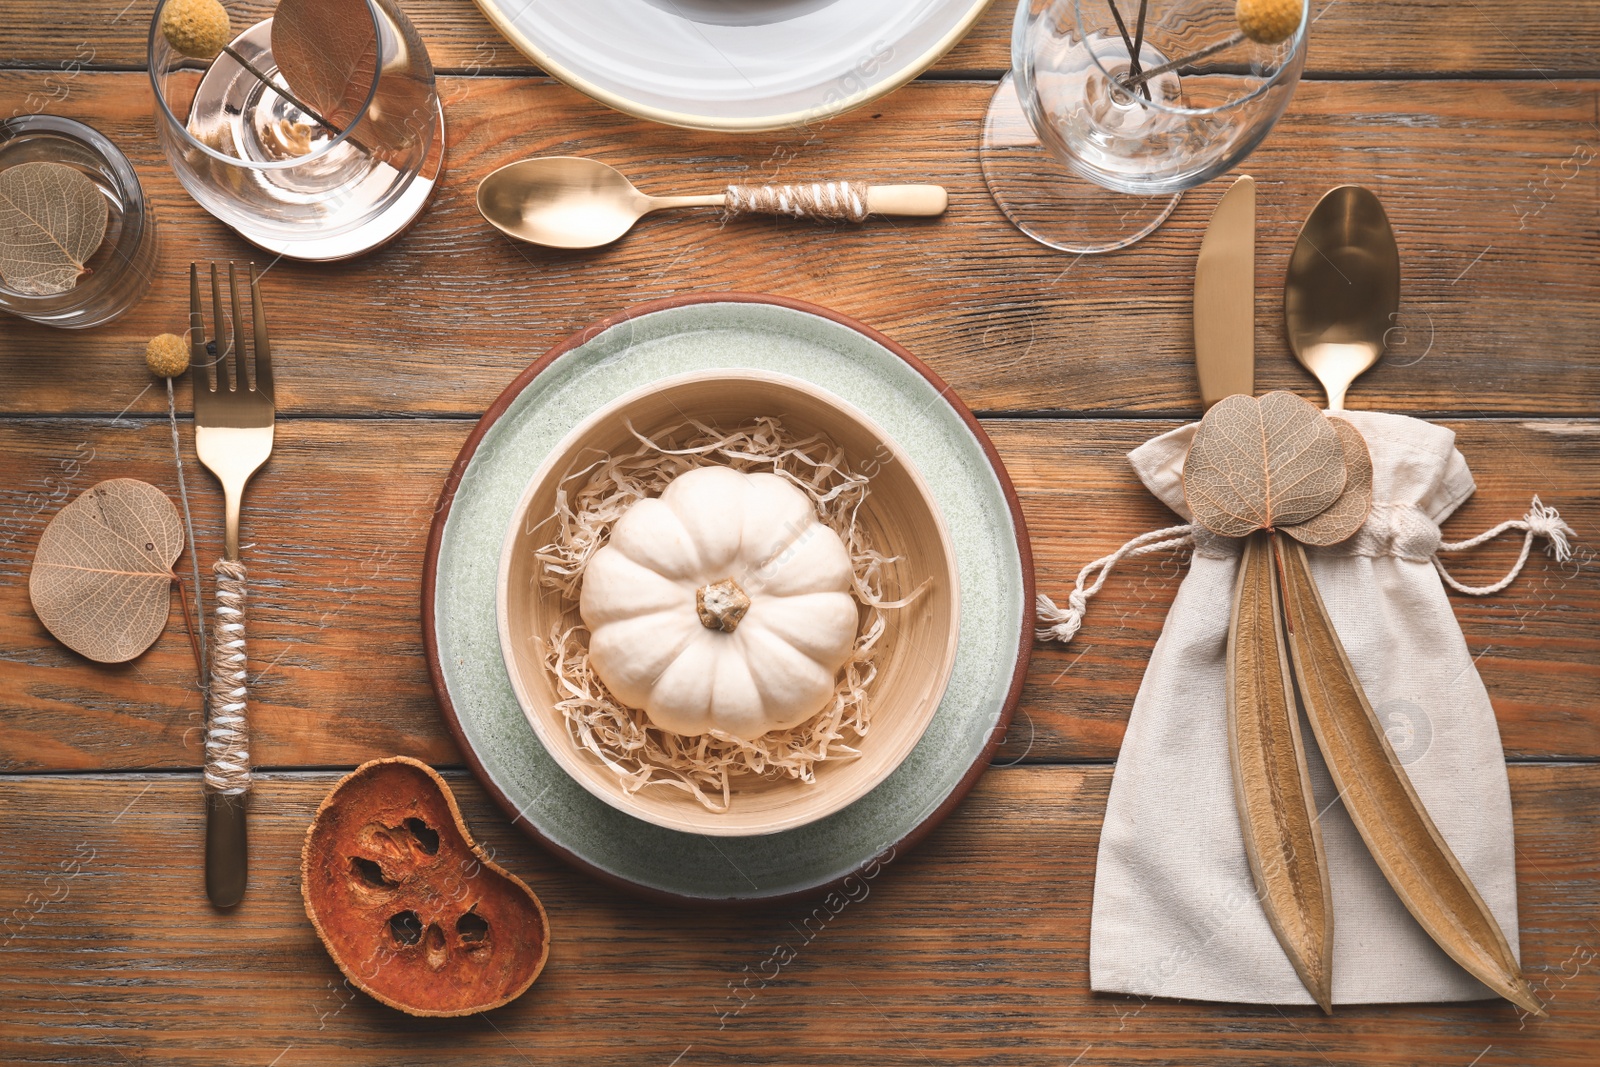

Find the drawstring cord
[[1433, 496, 1575, 596], [1035, 497, 1575, 644], [1035, 524, 1197, 644]]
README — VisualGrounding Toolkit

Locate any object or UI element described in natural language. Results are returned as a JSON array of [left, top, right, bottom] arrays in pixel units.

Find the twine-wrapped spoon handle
[[476, 158, 949, 249], [721, 182, 948, 222]]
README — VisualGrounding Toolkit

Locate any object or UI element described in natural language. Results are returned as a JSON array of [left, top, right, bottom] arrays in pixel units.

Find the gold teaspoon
[[1283, 186, 1401, 411], [476, 156, 948, 250]]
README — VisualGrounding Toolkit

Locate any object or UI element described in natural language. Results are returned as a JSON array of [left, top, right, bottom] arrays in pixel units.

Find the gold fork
[[191, 262, 275, 908]]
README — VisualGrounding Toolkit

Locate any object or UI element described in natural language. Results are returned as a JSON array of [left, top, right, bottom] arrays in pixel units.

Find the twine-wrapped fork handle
[[204, 557, 250, 907], [191, 259, 274, 909]]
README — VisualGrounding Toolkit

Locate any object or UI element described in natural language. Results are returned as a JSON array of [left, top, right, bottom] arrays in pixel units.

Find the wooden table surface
[[3, 2, 1598, 1064]]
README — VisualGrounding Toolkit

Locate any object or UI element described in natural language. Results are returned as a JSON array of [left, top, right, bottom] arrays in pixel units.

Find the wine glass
[[981, 0, 1308, 253], [148, 0, 444, 261]]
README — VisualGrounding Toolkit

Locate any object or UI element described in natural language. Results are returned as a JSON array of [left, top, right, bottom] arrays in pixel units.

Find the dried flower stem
[[222, 46, 329, 134], [171, 567, 203, 684], [1119, 31, 1246, 89], [1105, 0, 1140, 75], [166, 377, 207, 688], [214, 45, 372, 156], [1105, 0, 1153, 100], [1130, 0, 1151, 99]]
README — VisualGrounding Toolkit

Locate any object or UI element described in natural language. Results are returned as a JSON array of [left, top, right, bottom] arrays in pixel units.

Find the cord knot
[[1035, 590, 1088, 643], [1034, 524, 1198, 644], [1435, 495, 1580, 596], [1524, 496, 1575, 562]]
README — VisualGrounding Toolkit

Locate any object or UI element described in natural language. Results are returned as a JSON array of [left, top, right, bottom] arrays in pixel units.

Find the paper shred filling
[[535, 417, 908, 812]]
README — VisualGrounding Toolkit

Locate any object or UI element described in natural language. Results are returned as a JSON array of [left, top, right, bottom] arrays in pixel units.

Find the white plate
[[472, 0, 993, 131]]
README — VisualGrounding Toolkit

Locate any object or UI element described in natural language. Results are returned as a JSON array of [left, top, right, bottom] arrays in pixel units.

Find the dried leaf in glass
[[0, 161, 107, 296], [270, 0, 436, 156]]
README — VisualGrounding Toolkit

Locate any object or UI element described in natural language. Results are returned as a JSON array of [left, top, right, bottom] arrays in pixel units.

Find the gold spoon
[[476, 156, 948, 250], [1283, 186, 1401, 411]]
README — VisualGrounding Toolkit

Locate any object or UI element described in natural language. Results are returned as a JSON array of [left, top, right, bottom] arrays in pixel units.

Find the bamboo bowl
[[497, 370, 960, 836]]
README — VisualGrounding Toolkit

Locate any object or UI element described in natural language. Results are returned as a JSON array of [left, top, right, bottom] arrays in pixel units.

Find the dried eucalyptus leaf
[[28, 479, 182, 663], [271, 0, 434, 154], [0, 162, 107, 296], [1182, 391, 1346, 539], [1283, 417, 1374, 547], [1227, 531, 1334, 1012], [1275, 538, 1545, 1016]]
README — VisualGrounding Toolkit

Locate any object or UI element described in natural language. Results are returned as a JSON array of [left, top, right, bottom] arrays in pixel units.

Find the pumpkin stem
[[696, 578, 751, 632]]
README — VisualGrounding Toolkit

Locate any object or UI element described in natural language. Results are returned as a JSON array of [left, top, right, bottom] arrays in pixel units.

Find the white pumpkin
[[578, 465, 858, 740]]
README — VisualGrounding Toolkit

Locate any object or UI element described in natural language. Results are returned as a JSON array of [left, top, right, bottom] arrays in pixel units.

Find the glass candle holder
[[147, 0, 444, 261], [0, 116, 159, 329]]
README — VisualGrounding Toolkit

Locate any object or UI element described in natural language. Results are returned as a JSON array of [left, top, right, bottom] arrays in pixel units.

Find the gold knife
[[1194, 175, 1256, 409]]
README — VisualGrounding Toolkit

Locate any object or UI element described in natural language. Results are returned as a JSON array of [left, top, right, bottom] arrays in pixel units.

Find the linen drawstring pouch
[[1037, 409, 1574, 1006]]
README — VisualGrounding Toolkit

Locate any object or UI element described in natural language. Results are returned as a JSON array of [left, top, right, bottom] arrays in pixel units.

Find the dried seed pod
[[1227, 532, 1334, 1011], [300, 757, 550, 1017], [1275, 539, 1544, 1016], [1236, 0, 1301, 45], [160, 0, 232, 60], [145, 333, 190, 378]]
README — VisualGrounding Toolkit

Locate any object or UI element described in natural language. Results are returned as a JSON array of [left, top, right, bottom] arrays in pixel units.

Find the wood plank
[[0, 765, 1595, 1066], [944, 0, 1600, 76], [1, 417, 1594, 773], [3, 0, 1596, 77], [2, 73, 1596, 419]]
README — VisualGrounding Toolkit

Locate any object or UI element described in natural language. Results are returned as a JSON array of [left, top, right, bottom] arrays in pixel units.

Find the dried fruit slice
[[1228, 532, 1334, 1011], [301, 756, 550, 1016]]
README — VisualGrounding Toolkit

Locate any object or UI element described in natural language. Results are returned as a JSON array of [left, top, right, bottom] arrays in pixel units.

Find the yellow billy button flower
[[160, 0, 233, 61], [1236, 0, 1301, 45], [145, 333, 190, 378]]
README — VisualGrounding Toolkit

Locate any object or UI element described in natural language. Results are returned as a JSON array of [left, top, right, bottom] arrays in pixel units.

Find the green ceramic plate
[[423, 294, 1032, 902]]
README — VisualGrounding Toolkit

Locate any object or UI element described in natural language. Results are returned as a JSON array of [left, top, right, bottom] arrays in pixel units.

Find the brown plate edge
[[420, 290, 1036, 907]]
